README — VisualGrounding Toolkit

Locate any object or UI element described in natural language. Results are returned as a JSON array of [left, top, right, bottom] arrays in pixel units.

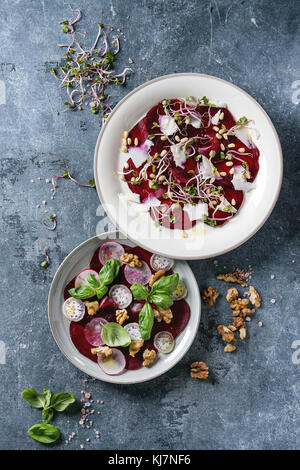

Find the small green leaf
[[151, 273, 179, 296], [28, 424, 60, 444], [139, 302, 154, 340], [50, 393, 76, 412], [99, 259, 120, 286], [149, 293, 174, 309], [101, 322, 131, 347], [87, 274, 100, 289], [130, 284, 149, 301], [43, 388, 52, 408], [69, 285, 95, 299], [95, 284, 108, 300], [21, 389, 45, 409]]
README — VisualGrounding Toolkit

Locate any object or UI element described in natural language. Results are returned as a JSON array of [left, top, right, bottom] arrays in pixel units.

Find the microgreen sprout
[[236, 116, 248, 126], [51, 8, 132, 122]]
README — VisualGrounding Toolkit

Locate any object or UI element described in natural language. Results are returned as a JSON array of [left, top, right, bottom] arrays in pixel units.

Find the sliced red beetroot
[[109, 284, 133, 308], [98, 241, 125, 265], [97, 348, 126, 375], [75, 269, 99, 288], [99, 296, 117, 310], [124, 261, 151, 285], [84, 317, 108, 347]]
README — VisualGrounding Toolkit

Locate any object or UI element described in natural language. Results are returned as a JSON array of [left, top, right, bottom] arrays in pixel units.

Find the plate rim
[[93, 72, 283, 260], [48, 231, 201, 384]]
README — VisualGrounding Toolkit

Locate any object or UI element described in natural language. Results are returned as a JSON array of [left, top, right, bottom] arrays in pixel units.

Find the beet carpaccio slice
[[67, 242, 191, 371], [120, 98, 260, 229]]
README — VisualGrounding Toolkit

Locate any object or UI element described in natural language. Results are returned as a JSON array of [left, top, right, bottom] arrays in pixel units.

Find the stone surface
[[0, 0, 299, 450]]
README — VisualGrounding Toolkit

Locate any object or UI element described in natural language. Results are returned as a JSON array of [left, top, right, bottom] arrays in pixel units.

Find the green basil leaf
[[130, 283, 149, 301], [101, 322, 131, 347], [149, 293, 174, 309], [87, 274, 100, 288], [139, 302, 154, 340], [151, 273, 179, 296], [28, 423, 60, 444], [95, 284, 108, 300], [50, 392, 76, 412], [43, 388, 52, 408], [42, 408, 54, 424], [21, 389, 45, 409], [99, 259, 120, 286], [68, 285, 95, 299]]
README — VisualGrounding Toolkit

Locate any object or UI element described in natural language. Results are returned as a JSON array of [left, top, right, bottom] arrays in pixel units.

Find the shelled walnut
[[216, 273, 246, 286], [142, 349, 156, 367], [232, 316, 245, 328], [120, 252, 142, 268], [230, 298, 255, 317], [115, 309, 129, 325], [217, 325, 236, 343], [91, 346, 112, 358], [129, 340, 143, 357], [226, 287, 239, 303], [224, 344, 236, 353], [84, 300, 99, 316], [190, 362, 209, 379], [153, 307, 173, 324], [202, 286, 220, 306], [149, 269, 165, 287], [249, 286, 261, 307]]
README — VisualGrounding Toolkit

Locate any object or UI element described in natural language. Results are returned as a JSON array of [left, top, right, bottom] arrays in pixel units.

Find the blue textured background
[[0, 0, 299, 450]]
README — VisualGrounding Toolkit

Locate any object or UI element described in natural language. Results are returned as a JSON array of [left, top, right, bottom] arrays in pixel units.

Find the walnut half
[[230, 298, 254, 317], [84, 301, 99, 316], [142, 349, 156, 367], [202, 286, 220, 306], [217, 325, 236, 343], [217, 273, 247, 286], [226, 287, 239, 303], [120, 252, 142, 268], [190, 362, 209, 379], [149, 269, 165, 287], [115, 309, 129, 326], [153, 306, 173, 324], [249, 286, 261, 308], [129, 340, 143, 357], [91, 346, 112, 358]]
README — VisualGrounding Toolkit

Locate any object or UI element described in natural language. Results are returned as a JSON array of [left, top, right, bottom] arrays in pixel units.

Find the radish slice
[[63, 297, 85, 322], [98, 241, 125, 265], [109, 284, 132, 309], [172, 279, 187, 300], [124, 261, 151, 285], [97, 348, 126, 375], [124, 322, 143, 342], [84, 317, 108, 346], [154, 331, 175, 354], [75, 269, 99, 288], [150, 254, 174, 272]]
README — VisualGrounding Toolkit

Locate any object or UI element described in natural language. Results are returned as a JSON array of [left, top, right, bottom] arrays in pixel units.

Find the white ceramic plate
[[48, 232, 201, 384], [94, 73, 283, 260]]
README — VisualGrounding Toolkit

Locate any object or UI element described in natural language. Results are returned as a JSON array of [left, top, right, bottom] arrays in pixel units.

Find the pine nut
[[220, 171, 227, 177], [120, 175, 126, 181], [231, 198, 236, 206], [175, 135, 181, 142], [181, 137, 188, 143], [158, 175, 166, 182], [226, 161, 233, 167], [223, 134, 228, 140], [127, 137, 132, 145], [213, 126, 219, 132], [121, 138, 127, 146], [160, 135, 167, 141], [209, 177, 215, 184], [228, 143, 235, 148], [121, 146, 128, 153], [216, 133, 222, 140], [219, 128, 225, 134], [220, 143, 225, 151], [124, 162, 129, 170], [160, 149, 167, 157], [238, 147, 245, 152], [229, 167, 235, 175], [123, 131, 129, 139], [134, 137, 139, 146], [150, 173, 155, 179], [219, 112, 224, 120]]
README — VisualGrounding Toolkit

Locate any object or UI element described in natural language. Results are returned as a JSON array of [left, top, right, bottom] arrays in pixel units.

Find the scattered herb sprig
[[21, 388, 75, 444], [69, 259, 120, 300], [130, 274, 179, 340], [51, 8, 132, 122]]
